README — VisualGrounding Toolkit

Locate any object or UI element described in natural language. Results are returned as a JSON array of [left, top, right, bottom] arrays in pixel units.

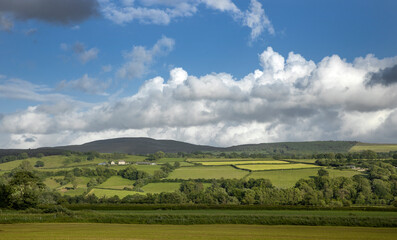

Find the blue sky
[[1, 0, 397, 148]]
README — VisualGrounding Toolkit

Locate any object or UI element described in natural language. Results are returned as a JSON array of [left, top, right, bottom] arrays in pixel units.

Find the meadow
[[166, 166, 249, 179], [196, 160, 289, 165], [350, 143, 397, 152], [1, 223, 396, 240], [248, 168, 362, 188], [97, 176, 135, 190], [236, 163, 320, 171]]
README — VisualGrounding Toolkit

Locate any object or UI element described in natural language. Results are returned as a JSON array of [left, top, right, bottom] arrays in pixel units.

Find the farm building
[[118, 160, 126, 165], [110, 161, 116, 165], [98, 162, 107, 166]]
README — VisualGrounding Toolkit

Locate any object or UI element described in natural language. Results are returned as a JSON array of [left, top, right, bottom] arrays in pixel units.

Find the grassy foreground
[[0, 223, 396, 240]]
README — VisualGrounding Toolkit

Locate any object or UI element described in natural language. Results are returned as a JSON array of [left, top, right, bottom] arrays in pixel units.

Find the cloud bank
[[2, 48, 397, 148], [0, 0, 99, 24]]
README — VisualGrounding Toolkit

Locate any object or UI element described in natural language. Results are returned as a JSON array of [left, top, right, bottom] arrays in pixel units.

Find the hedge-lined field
[[196, 160, 289, 166], [349, 143, 397, 152], [236, 163, 320, 171], [167, 166, 249, 179], [249, 168, 362, 188], [97, 176, 135, 190]]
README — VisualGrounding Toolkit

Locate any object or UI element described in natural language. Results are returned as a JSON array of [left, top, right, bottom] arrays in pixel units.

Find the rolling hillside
[[55, 138, 359, 154], [54, 137, 221, 154], [3, 138, 397, 155]]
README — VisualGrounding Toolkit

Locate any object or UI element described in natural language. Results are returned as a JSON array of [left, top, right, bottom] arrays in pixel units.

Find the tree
[[8, 170, 45, 209], [318, 168, 329, 177], [35, 160, 44, 168]]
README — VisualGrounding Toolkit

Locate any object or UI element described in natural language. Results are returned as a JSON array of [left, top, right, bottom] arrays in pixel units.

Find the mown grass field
[[88, 188, 140, 198], [197, 160, 289, 166], [167, 166, 249, 179], [97, 176, 135, 190], [187, 158, 274, 162], [248, 168, 362, 188], [236, 163, 320, 171], [0, 223, 396, 240], [141, 182, 181, 194], [285, 159, 318, 163], [350, 143, 397, 152]]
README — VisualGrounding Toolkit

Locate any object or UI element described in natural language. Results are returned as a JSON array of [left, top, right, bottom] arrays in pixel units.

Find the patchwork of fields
[[0, 154, 366, 197]]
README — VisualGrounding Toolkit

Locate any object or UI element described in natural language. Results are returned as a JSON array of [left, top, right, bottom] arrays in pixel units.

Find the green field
[[0, 223, 396, 240], [187, 158, 274, 162], [156, 157, 186, 163], [141, 182, 181, 194], [167, 166, 249, 179], [97, 176, 135, 190], [236, 163, 320, 171], [350, 143, 397, 152], [88, 188, 140, 198], [285, 159, 318, 163], [197, 160, 289, 166], [249, 168, 362, 188]]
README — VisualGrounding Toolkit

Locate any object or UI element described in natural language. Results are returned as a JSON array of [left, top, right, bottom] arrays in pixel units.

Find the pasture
[[187, 158, 274, 162], [349, 143, 397, 152], [97, 176, 135, 190], [0, 223, 396, 240], [197, 160, 289, 166], [236, 163, 320, 171], [141, 182, 181, 194], [167, 166, 249, 179], [88, 188, 140, 198], [249, 168, 362, 188]]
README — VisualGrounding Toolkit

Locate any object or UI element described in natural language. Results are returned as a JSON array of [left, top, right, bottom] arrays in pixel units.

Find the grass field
[[248, 168, 362, 188], [156, 158, 186, 163], [97, 176, 135, 190], [141, 182, 182, 194], [167, 166, 249, 179], [285, 159, 318, 163], [236, 163, 320, 171], [0, 223, 396, 240], [187, 158, 274, 162], [350, 143, 397, 152], [197, 160, 289, 166], [88, 188, 141, 198]]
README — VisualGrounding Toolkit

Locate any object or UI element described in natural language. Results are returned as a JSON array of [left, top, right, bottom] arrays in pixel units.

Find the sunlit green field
[[197, 160, 289, 165], [187, 158, 274, 162], [0, 223, 396, 240], [167, 166, 249, 179], [350, 143, 397, 152], [248, 168, 362, 188], [97, 176, 135, 190], [285, 159, 318, 163], [236, 163, 320, 171], [88, 188, 140, 198], [141, 182, 181, 194]]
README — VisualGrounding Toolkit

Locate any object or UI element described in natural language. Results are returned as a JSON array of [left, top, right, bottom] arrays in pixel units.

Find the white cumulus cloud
[[2, 47, 397, 148]]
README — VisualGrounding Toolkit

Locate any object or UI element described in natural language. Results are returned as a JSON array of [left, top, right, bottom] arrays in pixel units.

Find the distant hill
[[0, 138, 366, 155], [225, 141, 358, 154], [54, 137, 222, 155], [55, 138, 358, 155]]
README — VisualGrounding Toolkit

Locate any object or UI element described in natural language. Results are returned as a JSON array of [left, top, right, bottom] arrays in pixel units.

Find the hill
[[55, 137, 222, 154], [226, 141, 359, 154], [3, 138, 393, 155], [55, 138, 358, 154]]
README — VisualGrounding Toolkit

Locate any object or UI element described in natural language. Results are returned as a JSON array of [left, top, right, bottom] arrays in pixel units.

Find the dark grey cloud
[[366, 64, 397, 87], [24, 137, 36, 143], [0, 0, 99, 24]]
